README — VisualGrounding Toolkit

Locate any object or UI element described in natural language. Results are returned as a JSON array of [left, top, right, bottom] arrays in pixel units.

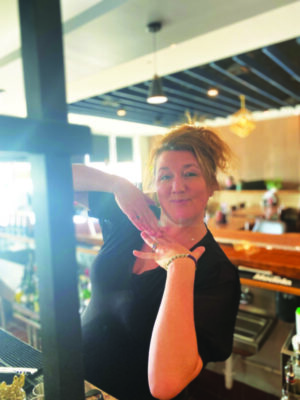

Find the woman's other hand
[[133, 231, 205, 269], [113, 177, 161, 236]]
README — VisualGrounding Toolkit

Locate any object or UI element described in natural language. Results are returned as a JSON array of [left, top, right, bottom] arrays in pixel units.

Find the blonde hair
[[145, 124, 233, 191]]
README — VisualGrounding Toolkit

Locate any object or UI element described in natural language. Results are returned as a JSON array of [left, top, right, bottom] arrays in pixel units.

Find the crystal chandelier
[[230, 95, 255, 138]]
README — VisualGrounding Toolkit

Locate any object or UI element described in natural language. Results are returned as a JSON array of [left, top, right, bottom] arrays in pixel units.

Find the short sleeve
[[192, 232, 241, 365], [87, 191, 128, 242], [194, 267, 240, 365], [88, 191, 123, 221]]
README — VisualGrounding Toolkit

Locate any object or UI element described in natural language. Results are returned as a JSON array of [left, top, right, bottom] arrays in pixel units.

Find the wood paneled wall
[[215, 114, 300, 189], [145, 114, 300, 190]]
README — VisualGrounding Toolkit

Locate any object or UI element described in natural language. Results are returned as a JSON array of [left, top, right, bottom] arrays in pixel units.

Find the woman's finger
[[140, 231, 166, 251], [140, 230, 154, 243], [191, 246, 205, 261], [129, 208, 160, 235], [141, 214, 160, 235], [129, 216, 144, 232], [133, 250, 155, 260], [133, 220, 159, 237]]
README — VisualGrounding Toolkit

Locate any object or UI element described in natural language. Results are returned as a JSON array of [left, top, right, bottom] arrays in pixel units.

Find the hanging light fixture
[[230, 94, 256, 138], [147, 21, 168, 104]]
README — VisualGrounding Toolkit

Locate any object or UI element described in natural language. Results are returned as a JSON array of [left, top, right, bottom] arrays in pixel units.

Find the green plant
[[265, 179, 282, 190]]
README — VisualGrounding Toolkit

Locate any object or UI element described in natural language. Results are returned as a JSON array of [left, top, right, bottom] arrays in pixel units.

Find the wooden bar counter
[[208, 225, 300, 295]]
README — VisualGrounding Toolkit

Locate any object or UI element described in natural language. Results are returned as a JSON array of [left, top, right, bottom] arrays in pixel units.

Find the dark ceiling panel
[[232, 54, 300, 103], [69, 36, 300, 127]]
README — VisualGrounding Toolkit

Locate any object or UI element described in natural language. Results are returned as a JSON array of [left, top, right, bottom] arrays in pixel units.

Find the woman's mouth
[[170, 199, 190, 204]]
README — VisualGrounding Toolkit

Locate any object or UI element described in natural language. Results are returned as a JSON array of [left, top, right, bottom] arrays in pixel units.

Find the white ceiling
[[1, 0, 300, 126]]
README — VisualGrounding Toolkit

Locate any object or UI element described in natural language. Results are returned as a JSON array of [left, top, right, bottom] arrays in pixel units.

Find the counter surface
[[209, 228, 300, 295]]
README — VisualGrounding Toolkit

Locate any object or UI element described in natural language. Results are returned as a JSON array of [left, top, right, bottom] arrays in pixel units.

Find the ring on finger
[[152, 242, 158, 251]]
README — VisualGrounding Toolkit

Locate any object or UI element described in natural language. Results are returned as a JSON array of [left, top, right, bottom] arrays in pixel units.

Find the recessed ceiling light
[[207, 88, 219, 97], [117, 108, 126, 117]]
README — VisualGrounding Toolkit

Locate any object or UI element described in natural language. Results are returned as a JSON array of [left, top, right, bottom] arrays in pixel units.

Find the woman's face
[[155, 150, 213, 226]]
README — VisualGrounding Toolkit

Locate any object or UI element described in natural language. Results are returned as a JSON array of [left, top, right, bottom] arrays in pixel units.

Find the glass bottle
[[281, 385, 289, 400], [19, 251, 39, 311], [286, 362, 297, 395]]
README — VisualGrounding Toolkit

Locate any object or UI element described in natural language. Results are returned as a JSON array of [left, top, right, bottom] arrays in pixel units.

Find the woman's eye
[[159, 174, 171, 181], [184, 171, 198, 177]]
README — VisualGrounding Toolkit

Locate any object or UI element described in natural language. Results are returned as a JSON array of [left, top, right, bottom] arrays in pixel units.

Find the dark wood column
[[0, 1, 91, 399]]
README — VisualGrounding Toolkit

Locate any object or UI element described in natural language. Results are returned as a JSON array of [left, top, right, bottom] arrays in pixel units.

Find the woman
[[72, 124, 241, 400]]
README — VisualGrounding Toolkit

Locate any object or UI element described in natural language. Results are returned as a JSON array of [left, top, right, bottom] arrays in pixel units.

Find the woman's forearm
[[148, 259, 203, 399], [72, 164, 121, 192]]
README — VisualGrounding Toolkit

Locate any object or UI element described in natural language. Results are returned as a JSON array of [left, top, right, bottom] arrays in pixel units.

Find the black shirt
[[81, 192, 240, 400]]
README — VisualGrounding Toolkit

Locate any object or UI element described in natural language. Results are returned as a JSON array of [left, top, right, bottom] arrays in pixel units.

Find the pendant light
[[230, 95, 255, 138], [147, 21, 168, 104]]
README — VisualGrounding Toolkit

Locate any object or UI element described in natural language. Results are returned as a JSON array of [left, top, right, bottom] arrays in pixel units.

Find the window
[[116, 137, 133, 162]]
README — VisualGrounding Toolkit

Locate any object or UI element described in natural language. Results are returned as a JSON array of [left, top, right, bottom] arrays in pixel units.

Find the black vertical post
[[18, 1, 85, 399], [18, 0, 67, 122]]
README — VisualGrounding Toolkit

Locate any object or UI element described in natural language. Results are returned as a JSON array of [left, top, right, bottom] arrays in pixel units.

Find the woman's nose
[[171, 176, 185, 192]]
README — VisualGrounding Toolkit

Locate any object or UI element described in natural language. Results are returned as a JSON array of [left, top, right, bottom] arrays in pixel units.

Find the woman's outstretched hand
[[133, 231, 205, 270], [113, 177, 161, 236]]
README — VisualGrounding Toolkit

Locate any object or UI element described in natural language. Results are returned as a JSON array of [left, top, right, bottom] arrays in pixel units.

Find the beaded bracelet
[[164, 254, 197, 271]]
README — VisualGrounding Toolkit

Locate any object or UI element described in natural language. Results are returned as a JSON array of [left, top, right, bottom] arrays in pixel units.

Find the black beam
[[30, 153, 85, 400], [18, 0, 67, 121], [17, 1, 88, 399], [233, 55, 300, 102], [0, 115, 91, 155]]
